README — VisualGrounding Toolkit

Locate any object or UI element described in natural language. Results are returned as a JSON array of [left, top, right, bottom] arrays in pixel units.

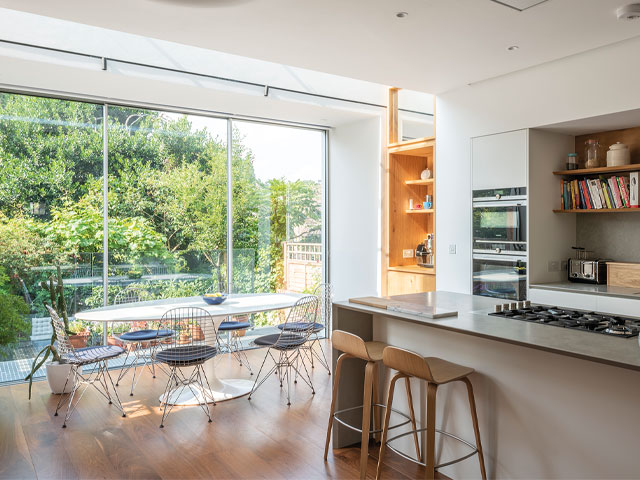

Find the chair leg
[[425, 382, 438, 480], [375, 372, 403, 480], [405, 377, 422, 463], [324, 353, 347, 461], [372, 361, 381, 442], [360, 361, 375, 480], [462, 377, 487, 480], [54, 366, 74, 417]]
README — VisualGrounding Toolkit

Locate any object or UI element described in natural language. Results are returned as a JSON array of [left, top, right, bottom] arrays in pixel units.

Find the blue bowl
[[202, 295, 227, 305]]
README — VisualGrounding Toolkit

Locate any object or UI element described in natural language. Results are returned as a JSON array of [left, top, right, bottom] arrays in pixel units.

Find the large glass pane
[[103, 106, 228, 341], [0, 92, 104, 383], [232, 122, 324, 328]]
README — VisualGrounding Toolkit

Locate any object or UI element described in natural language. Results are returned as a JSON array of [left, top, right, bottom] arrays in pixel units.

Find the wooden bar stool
[[324, 330, 420, 480], [376, 346, 487, 480]]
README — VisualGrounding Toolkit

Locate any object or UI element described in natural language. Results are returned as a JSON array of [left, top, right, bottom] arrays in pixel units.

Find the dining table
[[75, 292, 306, 404]]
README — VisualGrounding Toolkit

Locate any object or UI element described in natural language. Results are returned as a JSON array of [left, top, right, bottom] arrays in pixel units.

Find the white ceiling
[[0, 0, 639, 94]]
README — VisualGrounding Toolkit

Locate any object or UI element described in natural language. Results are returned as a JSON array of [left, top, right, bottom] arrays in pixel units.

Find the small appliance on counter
[[568, 246, 608, 284], [416, 233, 434, 268]]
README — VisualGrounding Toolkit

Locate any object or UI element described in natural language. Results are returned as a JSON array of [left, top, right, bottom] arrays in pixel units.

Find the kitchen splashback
[[577, 214, 640, 262]]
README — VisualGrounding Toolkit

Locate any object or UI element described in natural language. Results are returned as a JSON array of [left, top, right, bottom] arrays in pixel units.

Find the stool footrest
[[333, 403, 412, 435], [386, 427, 478, 469]]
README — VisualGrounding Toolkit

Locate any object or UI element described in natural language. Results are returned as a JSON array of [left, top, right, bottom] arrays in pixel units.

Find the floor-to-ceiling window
[[0, 92, 326, 384]]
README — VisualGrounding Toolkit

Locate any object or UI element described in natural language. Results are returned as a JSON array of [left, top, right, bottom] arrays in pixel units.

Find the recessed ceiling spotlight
[[617, 3, 640, 20], [507, 45, 519, 51], [396, 11, 409, 18]]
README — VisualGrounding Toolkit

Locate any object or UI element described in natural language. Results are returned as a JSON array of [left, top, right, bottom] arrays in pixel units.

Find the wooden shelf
[[405, 178, 434, 185], [553, 208, 640, 213], [388, 137, 435, 157], [388, 265, 435, 275], [405, 209, 435, 214], [553, 164, 640, 176]]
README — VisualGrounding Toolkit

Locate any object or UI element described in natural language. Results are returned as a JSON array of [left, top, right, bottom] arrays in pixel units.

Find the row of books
[[561, 174, 638, 210]]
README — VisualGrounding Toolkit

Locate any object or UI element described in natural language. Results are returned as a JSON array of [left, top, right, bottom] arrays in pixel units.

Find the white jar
[[606, 142, 631, 167]]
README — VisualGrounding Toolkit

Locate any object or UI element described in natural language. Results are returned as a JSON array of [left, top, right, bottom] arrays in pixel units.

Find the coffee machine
[[416, 233, 434, 268]]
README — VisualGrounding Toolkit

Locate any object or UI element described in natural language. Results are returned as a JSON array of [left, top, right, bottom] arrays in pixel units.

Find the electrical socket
[[448, 244, 456, 254], [402, 249, 414, 259], [548, 260, 560, 272]]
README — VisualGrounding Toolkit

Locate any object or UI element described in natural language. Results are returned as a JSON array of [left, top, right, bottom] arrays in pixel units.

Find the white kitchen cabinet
[[472, 129, 527, 190]]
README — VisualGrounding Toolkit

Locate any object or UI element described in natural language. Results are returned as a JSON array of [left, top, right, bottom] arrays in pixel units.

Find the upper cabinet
[[472, 129, 528, 190]]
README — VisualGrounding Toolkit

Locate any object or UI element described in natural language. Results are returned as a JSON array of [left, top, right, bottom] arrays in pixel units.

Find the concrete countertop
[[335, 291, 640, 372], [530, 281, 640, 300]]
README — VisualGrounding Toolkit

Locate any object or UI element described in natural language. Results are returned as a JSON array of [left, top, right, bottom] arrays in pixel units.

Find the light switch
[[448, 244, 456, 254]]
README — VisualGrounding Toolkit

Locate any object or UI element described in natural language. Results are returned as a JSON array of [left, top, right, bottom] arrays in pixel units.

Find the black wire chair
[[47, 305, 127, 428], [154, 307, 220, 428], [113, 286, 174, 396], [248, 295, 319, 406], [278, 283, 332, 376]]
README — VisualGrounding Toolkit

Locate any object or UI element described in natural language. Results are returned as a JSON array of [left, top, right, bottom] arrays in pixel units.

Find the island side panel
[[331, 304, 374, 448]]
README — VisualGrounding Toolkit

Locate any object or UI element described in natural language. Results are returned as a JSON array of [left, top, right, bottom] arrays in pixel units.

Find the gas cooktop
[[489, 304, 640, 338]]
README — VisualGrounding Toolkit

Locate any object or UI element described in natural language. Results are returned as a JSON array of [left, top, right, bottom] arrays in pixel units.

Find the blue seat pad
[[155, 345, 217, 366], [218, 321, 251, 331], [254, 333, 306, 349], [119, 329, 174, 341], [277, 322, 323, 333], [63, 345, 125, 364]]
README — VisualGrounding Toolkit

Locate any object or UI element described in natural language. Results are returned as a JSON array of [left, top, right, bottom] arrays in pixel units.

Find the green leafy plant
[[24, 266, 68, 399], [0, 267, 30, 356]]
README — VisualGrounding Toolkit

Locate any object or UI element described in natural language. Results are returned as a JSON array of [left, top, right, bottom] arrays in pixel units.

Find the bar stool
[[376, 346, 487, 480], [324, 330, 420, 480]]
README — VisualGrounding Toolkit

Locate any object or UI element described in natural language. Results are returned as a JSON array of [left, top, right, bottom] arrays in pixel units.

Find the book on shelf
[[619, 176, 631, 207], [631, 172, 639, 208]]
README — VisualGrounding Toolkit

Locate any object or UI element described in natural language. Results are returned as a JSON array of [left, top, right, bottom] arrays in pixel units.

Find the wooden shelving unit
[[553, 208, 640, 214], [553, 164, 640, 176], [382, 88, 436, 296]]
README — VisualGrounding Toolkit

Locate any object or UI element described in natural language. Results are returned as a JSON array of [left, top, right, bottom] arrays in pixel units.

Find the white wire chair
[[248, 295, 320, 406], [155, 307, 221, 428], [47, 305, 126, 428]]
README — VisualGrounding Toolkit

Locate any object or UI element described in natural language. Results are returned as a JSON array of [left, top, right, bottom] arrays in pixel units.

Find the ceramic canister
[[607, 142, 631, 167]]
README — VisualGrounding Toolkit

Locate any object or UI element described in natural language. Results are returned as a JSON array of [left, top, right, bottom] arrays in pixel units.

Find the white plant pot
[[46, 362, 80, 394]]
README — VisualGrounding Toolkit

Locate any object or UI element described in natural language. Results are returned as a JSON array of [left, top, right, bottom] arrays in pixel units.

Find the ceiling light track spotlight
[[617, 3, 640, 20]]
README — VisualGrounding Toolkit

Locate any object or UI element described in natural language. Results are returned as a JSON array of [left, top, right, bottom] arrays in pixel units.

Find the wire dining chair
[[47, 305, 127, 428], [154, 307, 221, 428], [217, 314, 253, 375], [114, 285, 173, 396], [278, 283, 332, 377], [248, 295, 319, 406]]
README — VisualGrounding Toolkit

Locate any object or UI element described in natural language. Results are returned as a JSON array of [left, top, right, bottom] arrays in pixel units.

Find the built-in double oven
[[472, 187, 527, 301]]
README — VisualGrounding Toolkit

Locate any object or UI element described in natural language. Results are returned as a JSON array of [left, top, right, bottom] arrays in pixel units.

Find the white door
[[472, 129, 527, 190]]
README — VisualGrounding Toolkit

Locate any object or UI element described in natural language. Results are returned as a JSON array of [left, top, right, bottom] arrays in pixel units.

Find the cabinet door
[[387, 271, 435, 296], [472, 129, 527, 190]]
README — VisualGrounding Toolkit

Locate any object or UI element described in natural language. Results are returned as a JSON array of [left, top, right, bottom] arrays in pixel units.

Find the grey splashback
[[577, 214, 640, 262]]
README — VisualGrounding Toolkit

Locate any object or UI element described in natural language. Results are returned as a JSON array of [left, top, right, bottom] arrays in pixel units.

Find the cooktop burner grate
[[489, 305, 640, 338]]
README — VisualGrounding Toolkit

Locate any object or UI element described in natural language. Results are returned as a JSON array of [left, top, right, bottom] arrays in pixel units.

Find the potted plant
[[67, 319, 90, 349], [25, 266, 80, 398]]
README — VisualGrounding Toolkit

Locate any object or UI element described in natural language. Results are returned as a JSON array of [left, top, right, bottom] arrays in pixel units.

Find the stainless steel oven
[[472, 187, 527, 300], [472, 254, 527, 301]]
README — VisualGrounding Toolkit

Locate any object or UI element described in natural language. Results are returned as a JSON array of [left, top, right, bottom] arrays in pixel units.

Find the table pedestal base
[[160, 378, 253, 405]]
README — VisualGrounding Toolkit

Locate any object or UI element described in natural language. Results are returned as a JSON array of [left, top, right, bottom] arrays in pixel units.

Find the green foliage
[[0, 267, 30, 351]]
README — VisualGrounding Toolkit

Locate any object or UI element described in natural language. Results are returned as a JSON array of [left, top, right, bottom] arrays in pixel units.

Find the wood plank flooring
[[0, 341, 447, 479]]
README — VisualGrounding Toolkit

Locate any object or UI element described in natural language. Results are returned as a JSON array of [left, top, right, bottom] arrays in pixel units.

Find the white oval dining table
[[75, 293, 305, 405]]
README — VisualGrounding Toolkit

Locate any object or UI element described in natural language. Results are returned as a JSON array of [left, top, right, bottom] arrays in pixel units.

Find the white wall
[[436, 36, 640, 293], [329, 116, 383, 301]]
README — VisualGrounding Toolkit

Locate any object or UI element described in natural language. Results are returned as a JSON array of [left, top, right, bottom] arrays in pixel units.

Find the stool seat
[[362, 341, 387, 362], [424, 357, 474, 384], [331, 330, 388, 362]]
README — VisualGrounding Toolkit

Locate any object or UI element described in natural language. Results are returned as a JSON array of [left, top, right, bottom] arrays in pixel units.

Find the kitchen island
[[332, 291, 640, 479]]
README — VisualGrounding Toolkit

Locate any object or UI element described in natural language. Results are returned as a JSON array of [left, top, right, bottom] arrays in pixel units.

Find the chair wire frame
[[302, 283, 332, 374], [217, 315, 254, 375], [248, 295, 320, 406], [47, 305, 126, 428], [155, 307, 220, 428], [113, 285, 169, 395]]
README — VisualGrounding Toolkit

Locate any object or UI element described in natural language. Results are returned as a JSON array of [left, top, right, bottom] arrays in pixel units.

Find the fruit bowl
[[202, 294, 227, 305]]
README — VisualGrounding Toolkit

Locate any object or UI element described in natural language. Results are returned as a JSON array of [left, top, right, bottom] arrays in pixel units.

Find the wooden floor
[[1, 341, 447, 480]]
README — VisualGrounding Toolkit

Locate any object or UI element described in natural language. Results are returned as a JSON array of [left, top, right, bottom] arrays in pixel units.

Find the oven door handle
[[473, 254, 527, 262], [473, 200, 526, 208]]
